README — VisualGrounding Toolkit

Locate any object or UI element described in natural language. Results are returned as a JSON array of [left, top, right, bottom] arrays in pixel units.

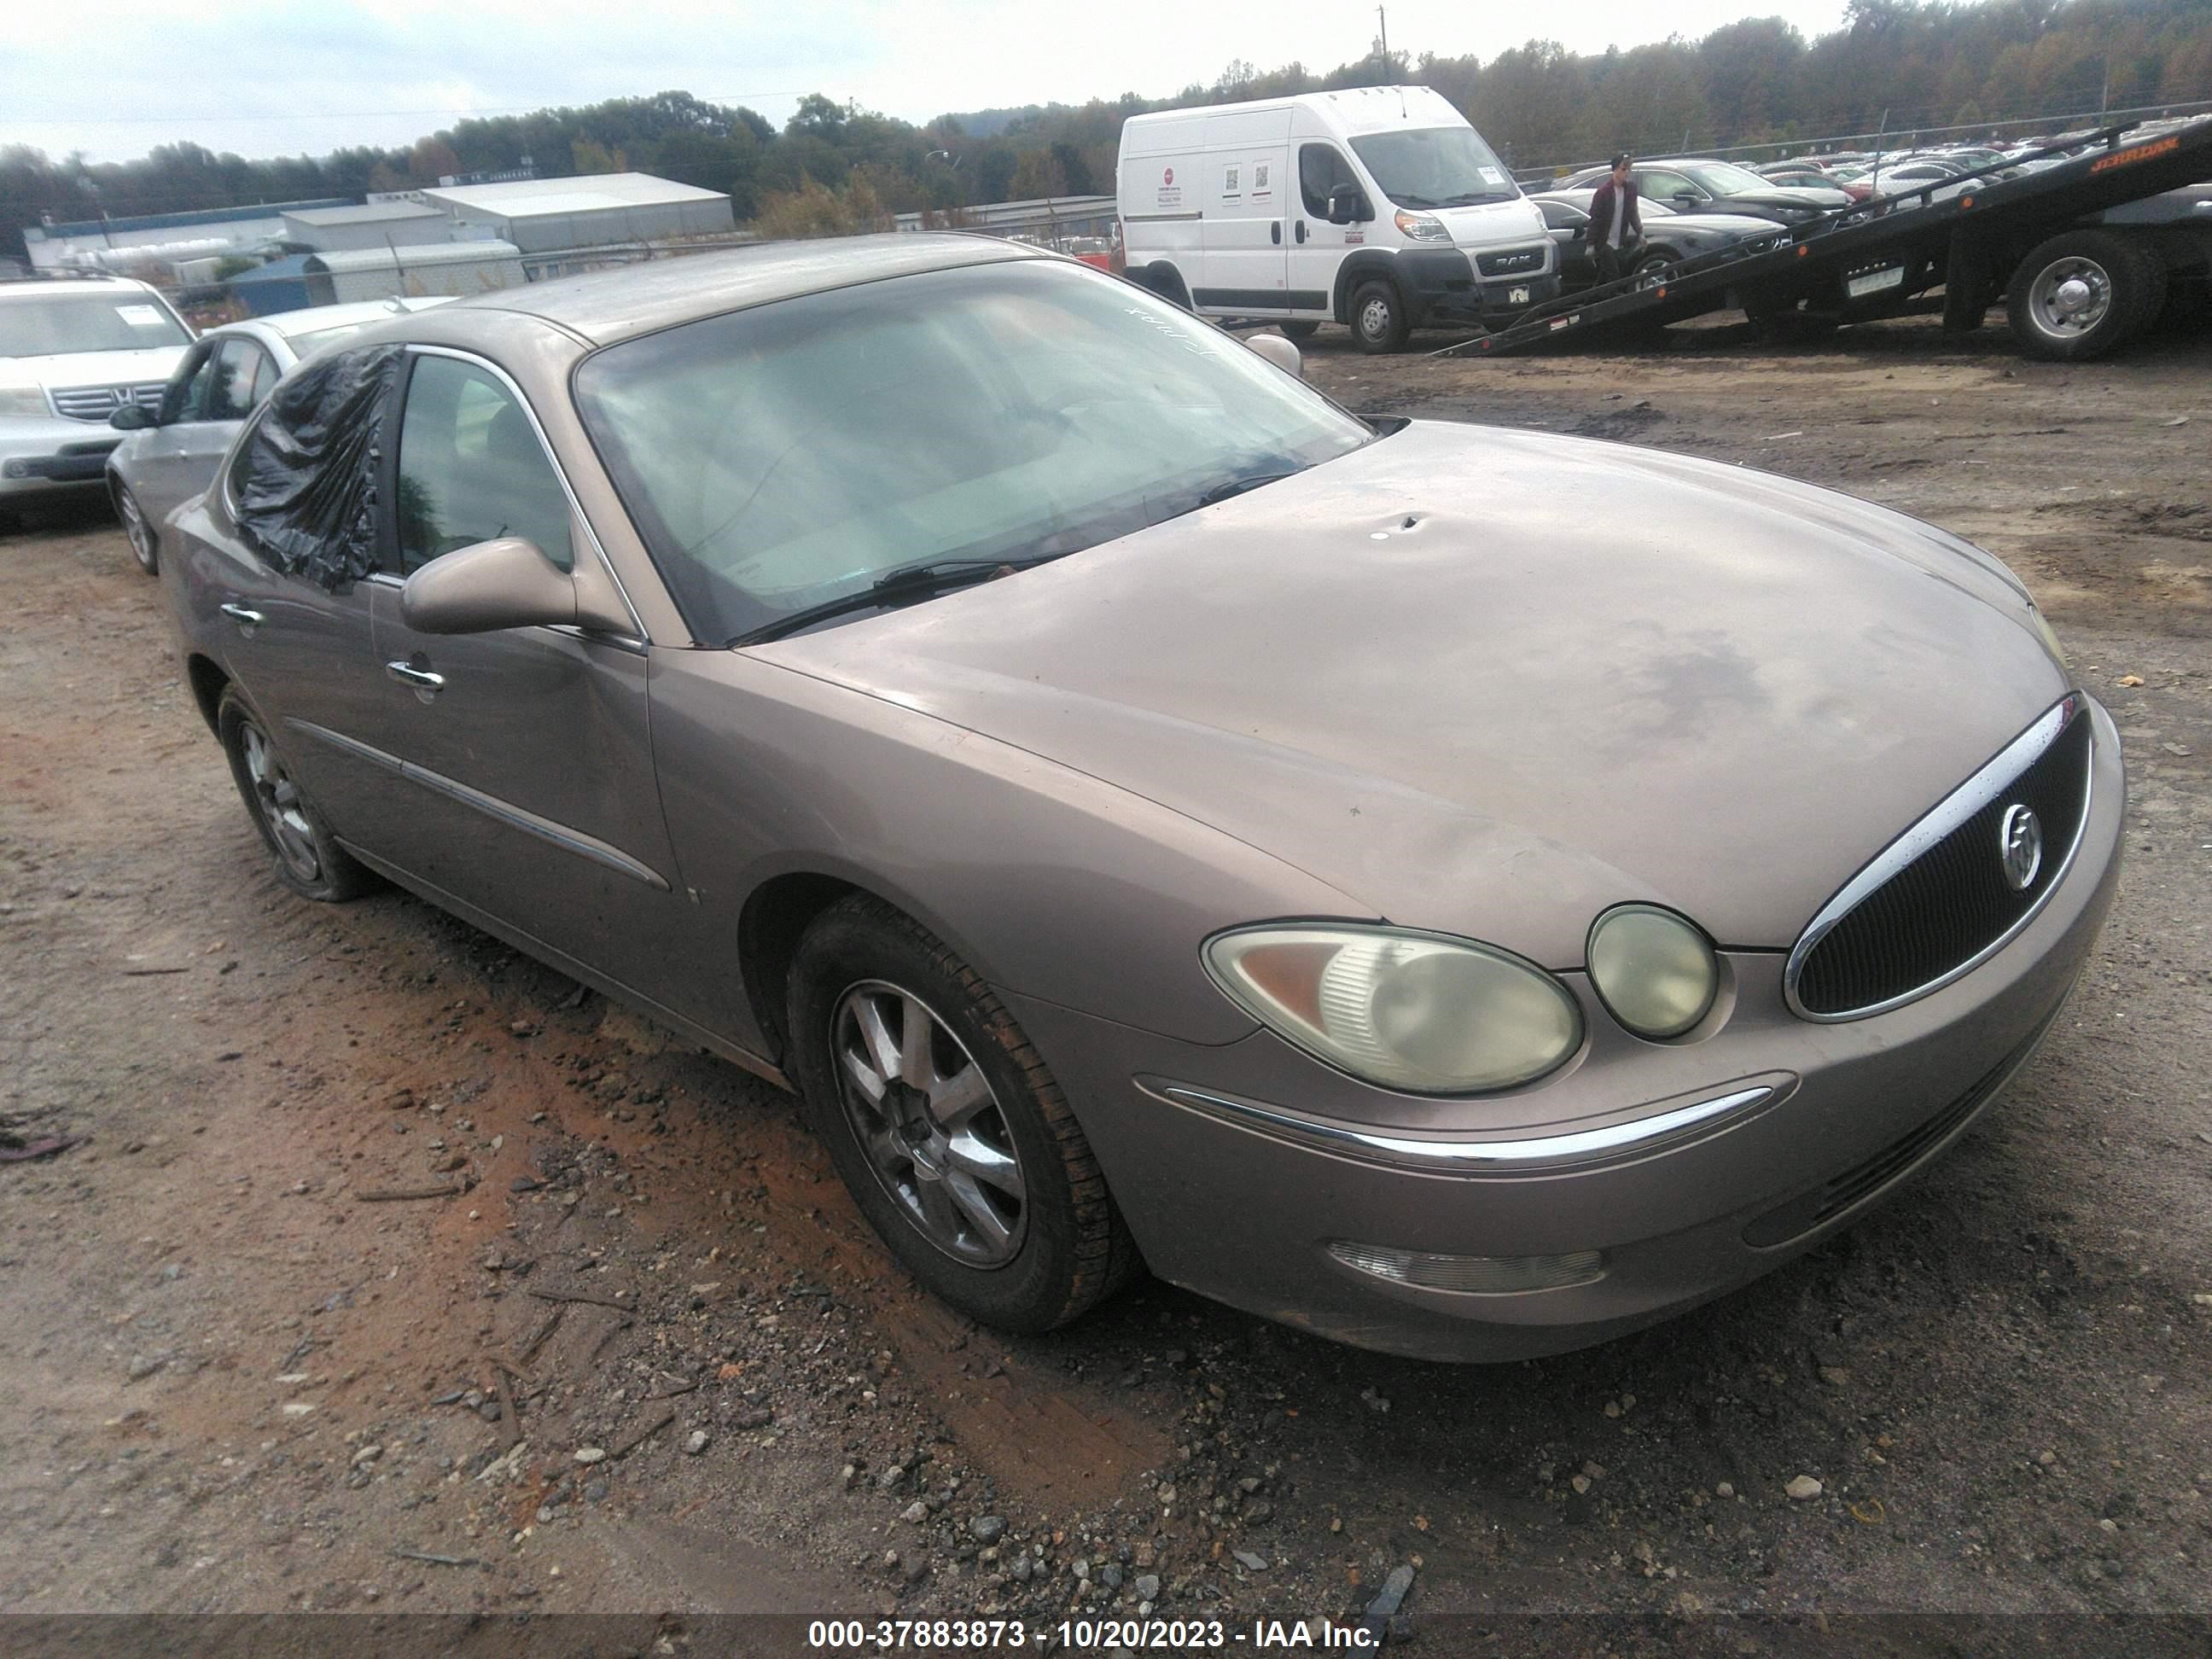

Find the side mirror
[[1246, 333, 1303, 378], [1672, 191, 1701, 207], [1326, 184, 1365, 225], [109, 405, 152, 432], [399, 537, 632, 636]]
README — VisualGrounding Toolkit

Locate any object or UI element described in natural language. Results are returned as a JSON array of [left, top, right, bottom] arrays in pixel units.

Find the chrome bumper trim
[[1147, 1079, 1784, 1174]]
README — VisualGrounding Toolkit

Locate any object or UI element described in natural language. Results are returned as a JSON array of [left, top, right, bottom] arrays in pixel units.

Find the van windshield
[[1349, 127, 1518, 208]]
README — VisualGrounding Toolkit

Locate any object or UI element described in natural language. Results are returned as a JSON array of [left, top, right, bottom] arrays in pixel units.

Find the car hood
[[0, 346, 187, 391], [1430, 196, 1548, 247], [767, 421, 2069, 966], [1651, 211, 1784, 240]]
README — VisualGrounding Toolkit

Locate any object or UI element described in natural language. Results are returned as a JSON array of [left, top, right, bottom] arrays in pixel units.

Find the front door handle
[[218, 602, 264, 636], [1295, 220, 1307, 244], [1270, 221, 1281, 245], [385, 660, 445, 699]]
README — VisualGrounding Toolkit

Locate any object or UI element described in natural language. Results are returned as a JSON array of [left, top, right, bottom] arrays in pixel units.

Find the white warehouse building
[[306, 241, 527, 304], [415, 173, 735, 252]]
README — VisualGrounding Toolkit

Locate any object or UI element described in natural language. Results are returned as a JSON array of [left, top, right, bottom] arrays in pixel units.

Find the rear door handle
[[385, 660, 445, 697], [218, 602, 264, 635]]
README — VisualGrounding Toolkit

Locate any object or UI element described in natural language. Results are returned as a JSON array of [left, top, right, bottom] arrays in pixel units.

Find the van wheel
[[1278, 320, 1321, 340], [2008, 230, 2157, 361], [1349, 279, 1410, 353]]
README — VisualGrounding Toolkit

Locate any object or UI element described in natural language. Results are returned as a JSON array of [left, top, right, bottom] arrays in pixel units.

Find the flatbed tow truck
[[1441, 114, 2212, 362]]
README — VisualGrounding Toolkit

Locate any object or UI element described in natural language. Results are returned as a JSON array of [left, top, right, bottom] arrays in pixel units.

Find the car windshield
[[1681, 160, 1784, 195], [0, 294, 190, 356], [1349, 127, 1517, 207], [573, 257, 1373, 643]]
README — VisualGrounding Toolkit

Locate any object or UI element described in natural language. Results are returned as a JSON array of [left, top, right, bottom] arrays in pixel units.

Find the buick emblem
[[1998, 803, 2043, 891]]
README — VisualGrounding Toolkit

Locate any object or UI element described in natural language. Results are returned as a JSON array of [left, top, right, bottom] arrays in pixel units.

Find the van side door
[[1196, 108, 1293, 316]]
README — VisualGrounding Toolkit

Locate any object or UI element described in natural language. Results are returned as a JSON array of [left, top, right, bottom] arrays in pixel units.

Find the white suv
[[1, 276, 194, 518]]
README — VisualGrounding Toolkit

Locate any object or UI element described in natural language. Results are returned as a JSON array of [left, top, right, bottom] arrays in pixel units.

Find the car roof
[[440, 232, 1052, 347], [0, 276, 159, 300]]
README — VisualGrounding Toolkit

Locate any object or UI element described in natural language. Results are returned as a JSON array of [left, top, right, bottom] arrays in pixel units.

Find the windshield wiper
[[1196, 467, 1307, 508], [1390, 193, 1441, 208], [732, 554, 1067, 646], [1441, 191, 1509, 206]]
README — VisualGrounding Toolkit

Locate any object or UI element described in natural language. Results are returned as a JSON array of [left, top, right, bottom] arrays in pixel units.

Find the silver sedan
[[156, 237, 2120, 1360], [106, 297, 451, 573]]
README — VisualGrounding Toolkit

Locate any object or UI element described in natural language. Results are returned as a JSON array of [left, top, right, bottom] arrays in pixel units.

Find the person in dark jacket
[[1587, 154, 1644, 283]]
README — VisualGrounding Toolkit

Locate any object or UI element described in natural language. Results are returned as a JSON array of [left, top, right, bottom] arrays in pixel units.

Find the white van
[[1116, 84, 1557, 352]]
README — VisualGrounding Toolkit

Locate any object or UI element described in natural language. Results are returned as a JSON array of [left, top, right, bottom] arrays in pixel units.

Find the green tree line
[[6, 0, 2209, 258]]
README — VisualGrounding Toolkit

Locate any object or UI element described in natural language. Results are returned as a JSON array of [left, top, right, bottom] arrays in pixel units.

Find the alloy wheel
[[117, 488, 154, 572], [239, 721, 322, 883], [830, 980, 1028, 1266]]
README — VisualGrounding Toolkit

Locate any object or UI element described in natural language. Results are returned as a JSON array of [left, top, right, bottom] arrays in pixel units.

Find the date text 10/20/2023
[[806, 1617, 1381, 1650]]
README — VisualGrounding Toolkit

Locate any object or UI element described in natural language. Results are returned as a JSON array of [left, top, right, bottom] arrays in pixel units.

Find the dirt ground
[[3, 311, 2209, 1654]]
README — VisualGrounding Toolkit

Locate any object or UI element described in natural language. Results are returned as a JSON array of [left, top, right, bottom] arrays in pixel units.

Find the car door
[[1290, 139, 1365, 310], [182, 409, 390, 841], [168, 338, 269, 516], [354, 346, 693, 1000]]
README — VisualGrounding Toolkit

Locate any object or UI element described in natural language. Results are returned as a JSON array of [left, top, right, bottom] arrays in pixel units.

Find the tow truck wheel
[[2009, 230, 2157, 361], [1349, 279, 1411, 354]]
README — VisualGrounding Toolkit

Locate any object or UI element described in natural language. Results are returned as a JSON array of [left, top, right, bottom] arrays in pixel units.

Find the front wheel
[[217, 688, 375, 902], [114, 480, 157, 574], [788, 894, 1139, 1333], [1278, 319, 1322, 340], [1348, 278, 1411, 354]]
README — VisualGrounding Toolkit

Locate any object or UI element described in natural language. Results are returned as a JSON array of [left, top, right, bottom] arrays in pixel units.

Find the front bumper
[[1008, 698, 2124, 1362], [1396, 248, 1560, 326], [0, 416, 122, 501]]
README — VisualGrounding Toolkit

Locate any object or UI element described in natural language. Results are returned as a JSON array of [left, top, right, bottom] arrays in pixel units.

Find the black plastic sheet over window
[[233, 343, 404, 590]]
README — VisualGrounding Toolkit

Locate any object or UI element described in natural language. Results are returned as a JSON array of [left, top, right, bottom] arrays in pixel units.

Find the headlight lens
[[1393, 209, 1452, 244], [0, 386, 52, 419], [1202, 925, 1582, 1095], [1586, 905, 1718, 1039]]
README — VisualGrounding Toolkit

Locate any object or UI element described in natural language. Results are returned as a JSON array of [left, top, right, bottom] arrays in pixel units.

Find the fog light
[[1328, 1240, 1604, 1295]]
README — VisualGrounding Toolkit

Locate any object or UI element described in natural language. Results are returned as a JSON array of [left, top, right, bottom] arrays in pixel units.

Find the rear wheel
[[217, 688, 375, 903], [114, 481, 157, 574], [1348, 278, 1411, 354], [2007, 230, 2159, 361], [788, 894, 1140, 1332]]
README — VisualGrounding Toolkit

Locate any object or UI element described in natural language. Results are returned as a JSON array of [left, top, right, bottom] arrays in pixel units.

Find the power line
[[1, 92, 818, 127]]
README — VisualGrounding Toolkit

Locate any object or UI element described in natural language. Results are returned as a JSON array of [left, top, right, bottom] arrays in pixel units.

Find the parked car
[[1533, 193, 1785, 288], [1120, 84, 1557, 352], [160, 236, 2120, 1362], [1563, 157, 1852, 223], [106, 297, 453, 573], [0, 275, 193, 522], [1760, 163, 1874, 201]]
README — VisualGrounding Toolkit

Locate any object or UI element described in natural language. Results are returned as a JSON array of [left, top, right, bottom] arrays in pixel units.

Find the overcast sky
[[7, 0, 1853, 166]]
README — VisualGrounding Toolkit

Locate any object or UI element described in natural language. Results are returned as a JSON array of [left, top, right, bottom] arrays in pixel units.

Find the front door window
[[394, 354, 574, 573]]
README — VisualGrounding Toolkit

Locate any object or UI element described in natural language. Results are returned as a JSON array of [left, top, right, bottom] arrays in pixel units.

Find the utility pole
[[1377, 4, 1388, 62]]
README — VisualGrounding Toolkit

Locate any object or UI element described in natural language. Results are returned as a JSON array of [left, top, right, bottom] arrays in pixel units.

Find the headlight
[[1393, 209, 1452, 244], [2028, 603, 2069, 669], [1202, 924, 1582, 1095], [1586, 905, 1718, 1039], [0, 387, 51, 419]]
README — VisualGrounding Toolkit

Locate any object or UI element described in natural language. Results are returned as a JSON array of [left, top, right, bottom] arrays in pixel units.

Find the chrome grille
[[1787, 696, 2093, 1021], [48, 382, 166, 422]]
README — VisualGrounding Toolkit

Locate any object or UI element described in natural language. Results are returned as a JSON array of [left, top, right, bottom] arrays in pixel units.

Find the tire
[[1278, 320, 1322, 340], [1132, 262, 1192, 311], [2007, 230, 2157, 361], [788, 894, 1141, 1333], [112, 480, 157, 575], [216, 687, 375, 903], [1348, 277, 1411, 354]]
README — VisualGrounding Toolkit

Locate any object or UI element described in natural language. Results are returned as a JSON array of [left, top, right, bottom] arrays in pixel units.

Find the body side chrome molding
[[286, 719, 671, 891], [1145, 1078, 1784, 1173], [1784, 692, 2092, 1022]]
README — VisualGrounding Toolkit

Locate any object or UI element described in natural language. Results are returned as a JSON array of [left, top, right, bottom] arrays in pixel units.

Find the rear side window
[[393, 355, 573, 574], [1299, 143, 1359, 218]]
